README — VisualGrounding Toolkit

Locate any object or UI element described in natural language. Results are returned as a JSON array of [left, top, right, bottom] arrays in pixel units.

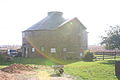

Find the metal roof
[[26, 11, 66, 31]]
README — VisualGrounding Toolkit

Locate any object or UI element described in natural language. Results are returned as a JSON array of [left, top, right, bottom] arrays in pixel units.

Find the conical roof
[[26, 11, 66, 31]]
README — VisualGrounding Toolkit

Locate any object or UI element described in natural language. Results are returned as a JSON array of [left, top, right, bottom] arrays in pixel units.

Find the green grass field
[[64, 59, 120, 80], [0, 57, 120, 80], [0, 57, 55, 66]]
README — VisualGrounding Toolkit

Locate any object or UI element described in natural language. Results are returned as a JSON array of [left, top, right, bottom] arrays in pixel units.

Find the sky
[[0, 0, 120, 45]]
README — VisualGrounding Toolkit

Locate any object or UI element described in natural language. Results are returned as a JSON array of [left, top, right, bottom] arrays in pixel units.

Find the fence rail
[[94, 52, 120, 60]]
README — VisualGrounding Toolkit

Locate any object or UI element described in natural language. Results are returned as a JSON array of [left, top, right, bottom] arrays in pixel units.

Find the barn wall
[[22, 18, 88, 59]]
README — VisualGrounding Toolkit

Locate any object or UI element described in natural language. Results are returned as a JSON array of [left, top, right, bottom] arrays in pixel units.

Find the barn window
[[63, 48, 67, 51], [50, 48, 56, 53], [32, 48, 35, 52], [80, 53, 83, 56], [22, 33, 25, 38], [70, 22, 73, 25], [41, 47, 45, 51]]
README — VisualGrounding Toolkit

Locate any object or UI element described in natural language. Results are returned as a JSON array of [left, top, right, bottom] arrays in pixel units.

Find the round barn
[[22, 11, 88, 59]]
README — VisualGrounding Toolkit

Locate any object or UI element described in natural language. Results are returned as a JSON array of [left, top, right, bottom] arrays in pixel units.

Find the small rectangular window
[[63, 48, 67, 51], [41, 47, 45, 51], [80, 53, 83, 56], [50, 48, 56, 53], [22, 33, 25, 38], [32, 48, 35, 52]]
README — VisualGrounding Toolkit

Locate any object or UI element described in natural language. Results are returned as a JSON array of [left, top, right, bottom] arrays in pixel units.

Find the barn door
[[25, 48, 29, 58]]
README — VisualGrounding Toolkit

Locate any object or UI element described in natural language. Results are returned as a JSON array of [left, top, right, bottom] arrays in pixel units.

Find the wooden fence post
[[114, 52, 116, 59], [103, 52, 104, 60], [115, 61, 120, 76]]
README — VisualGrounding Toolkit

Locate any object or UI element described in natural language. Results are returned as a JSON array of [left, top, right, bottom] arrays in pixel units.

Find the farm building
[[22, 11, 88, 59]]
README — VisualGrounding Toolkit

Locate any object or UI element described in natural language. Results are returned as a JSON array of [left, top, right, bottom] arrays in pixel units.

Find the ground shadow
[[99, 60, 116, 65], [0, 57, 55, 66], [50, 74, 61, 77], [0, 57, 82, 66], [116, 75, 120, 80]]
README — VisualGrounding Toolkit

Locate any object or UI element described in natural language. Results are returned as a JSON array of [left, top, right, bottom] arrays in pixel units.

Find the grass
[[64, 59, 120, 80], [0, 65, 6, 69], [1, 57, 120, 80], [0, 57, 56, 66]]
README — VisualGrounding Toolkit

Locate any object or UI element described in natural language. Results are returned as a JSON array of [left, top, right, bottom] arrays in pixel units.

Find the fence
[[94, 52, 120, 60]]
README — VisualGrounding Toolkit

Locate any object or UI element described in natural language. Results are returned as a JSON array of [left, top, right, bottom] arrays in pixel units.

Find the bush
[[83, 50, 94, 61], [0, 54, 14, 64], [0, 54, 5, 63]]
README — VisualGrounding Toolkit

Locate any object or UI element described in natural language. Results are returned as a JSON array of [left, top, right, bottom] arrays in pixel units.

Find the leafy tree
[[101, 25, 120, 49]]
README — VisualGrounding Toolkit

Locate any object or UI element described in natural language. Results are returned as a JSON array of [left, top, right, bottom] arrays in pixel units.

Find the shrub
[[0, 54, 5, 63], [52, 65, 64, 76], [0, 54, 14, 63], [83, 50, 94, 61]]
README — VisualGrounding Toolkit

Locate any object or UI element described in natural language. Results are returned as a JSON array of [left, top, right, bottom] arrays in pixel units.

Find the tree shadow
[[99, 60, 116, 65], [0, 57, 82, 67], [50, 74, 61, 77], [116, 75, 120, 80], [0, 57, 56, 66]]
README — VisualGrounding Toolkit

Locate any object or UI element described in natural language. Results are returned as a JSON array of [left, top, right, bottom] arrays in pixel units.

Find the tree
[[101, 25, 120, 49]]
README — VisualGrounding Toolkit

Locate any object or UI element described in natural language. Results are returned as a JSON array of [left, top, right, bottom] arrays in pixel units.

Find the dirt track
[[0, 64, 75, 80], [0, 70, 74, 80]]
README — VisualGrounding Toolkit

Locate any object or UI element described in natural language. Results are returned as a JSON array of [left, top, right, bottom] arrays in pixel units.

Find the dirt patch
[[0, 64, 33, 73], [0, 64, 34, 80], [0, 64, 75, 80], [0, 71, 16, 80]]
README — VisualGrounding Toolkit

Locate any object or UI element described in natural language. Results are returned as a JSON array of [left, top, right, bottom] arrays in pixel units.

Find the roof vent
[[48, 11, 63, 16]]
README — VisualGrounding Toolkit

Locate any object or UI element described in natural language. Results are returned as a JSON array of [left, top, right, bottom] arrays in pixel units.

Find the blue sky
[[0, 0, 120, 45]]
